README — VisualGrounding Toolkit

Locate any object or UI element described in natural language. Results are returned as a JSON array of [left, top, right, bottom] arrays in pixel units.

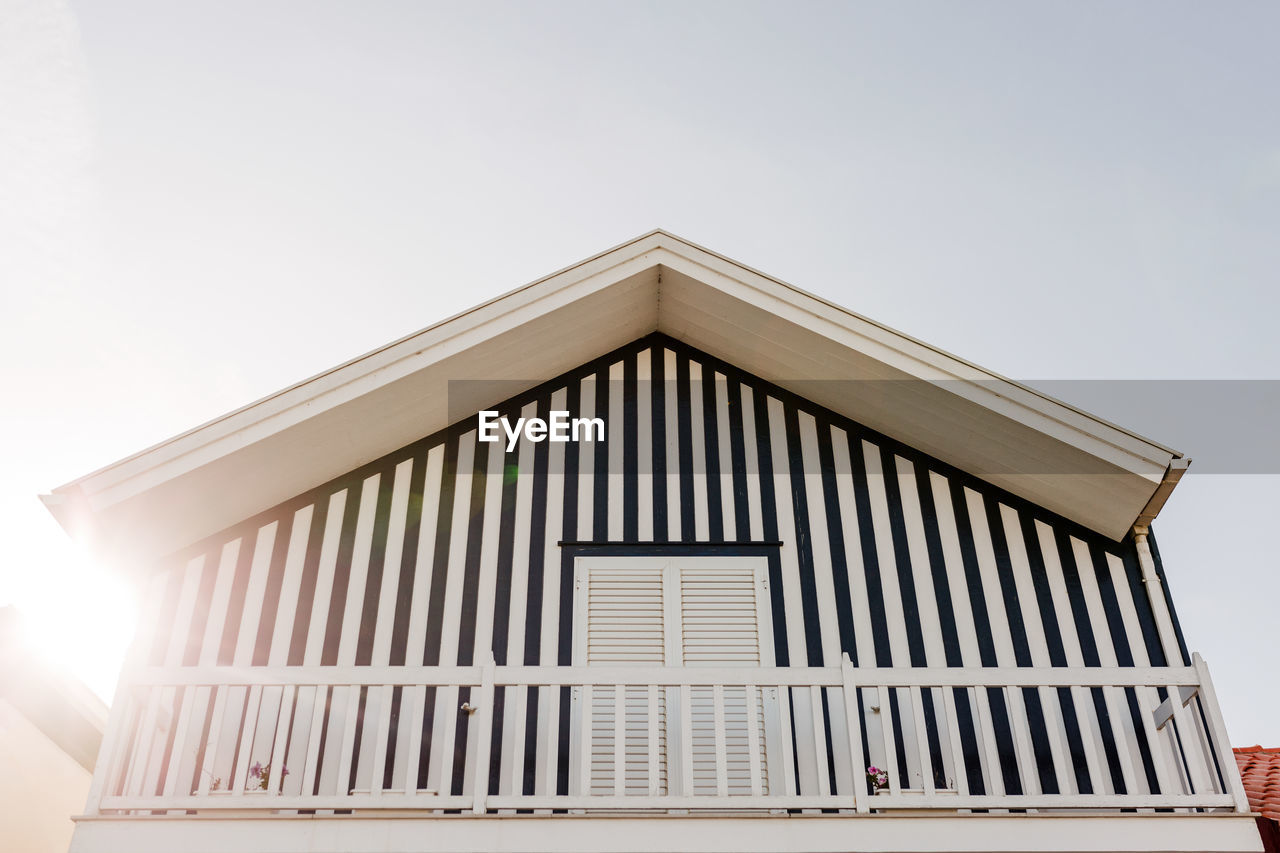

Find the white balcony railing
[[88, 654, 1248, 815]]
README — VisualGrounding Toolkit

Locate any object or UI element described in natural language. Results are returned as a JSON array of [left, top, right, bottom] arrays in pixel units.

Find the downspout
[[1131, 457, 1190, 667]]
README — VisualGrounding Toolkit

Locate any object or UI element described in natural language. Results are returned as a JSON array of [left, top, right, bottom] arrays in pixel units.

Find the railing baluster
[[777, 685, 797, 798], [471, 653, 497, 814], [267, 685, 294, 795], [1192, 653, 1250, 813], [841, 655, 868, 813], [1170, 680, 1213, 796], [1070, 685, 1105, 797], [197, 685, 229, 796], [1136, 685, 1177, 802], [1039, 687, 1072, 796], [714, 684, 729, 797], [1005, 686, 1037, 799], [1101, 686, 1139, 798], [878, 685, 900, 797], [910, 686, 934, 797], [300, 686, 327, 797], [941, 687, 969, 798], [808, 685, 829, 798], [579, 684, 593, 797], [973, 687, 1004, 800]]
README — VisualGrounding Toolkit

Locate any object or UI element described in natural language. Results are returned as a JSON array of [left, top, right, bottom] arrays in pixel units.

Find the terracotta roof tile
[[1235, 746, 1280, 821]]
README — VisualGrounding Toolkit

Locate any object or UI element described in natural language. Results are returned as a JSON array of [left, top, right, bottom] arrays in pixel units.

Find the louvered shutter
[[580, 564, 669, 795], [675, 562, 770, 795], [576, 557, 772, 798]]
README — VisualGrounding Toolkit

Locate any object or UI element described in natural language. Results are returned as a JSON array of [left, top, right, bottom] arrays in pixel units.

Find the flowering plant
[[248, 761, 289, 791], [866, 765, 889, 792]]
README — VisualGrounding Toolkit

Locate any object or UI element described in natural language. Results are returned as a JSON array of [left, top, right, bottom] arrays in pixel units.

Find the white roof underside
[[43, 231, 1185, 569]]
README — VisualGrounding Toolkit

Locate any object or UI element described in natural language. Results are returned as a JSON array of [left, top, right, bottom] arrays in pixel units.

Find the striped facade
[[129, 333, 1196, 807]]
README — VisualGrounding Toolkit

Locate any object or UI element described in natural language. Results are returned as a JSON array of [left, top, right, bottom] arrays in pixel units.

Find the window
[[571, 556, 777, 797]]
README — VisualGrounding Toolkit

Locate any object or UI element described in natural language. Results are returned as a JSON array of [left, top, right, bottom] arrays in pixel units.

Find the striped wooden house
[[47, 232, 1259, 853]]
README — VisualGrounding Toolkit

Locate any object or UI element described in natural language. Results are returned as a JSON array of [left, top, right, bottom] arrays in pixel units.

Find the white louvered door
[[573, 556, 774, 799]]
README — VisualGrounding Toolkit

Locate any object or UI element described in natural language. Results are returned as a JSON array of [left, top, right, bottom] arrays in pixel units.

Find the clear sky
[[2, 1, 1277, 744]]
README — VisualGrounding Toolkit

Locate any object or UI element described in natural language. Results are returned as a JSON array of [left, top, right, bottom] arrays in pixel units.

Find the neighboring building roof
[[1237, 745, 1280, 822], [41, 230, 1187, 572], [0, 607, 107, 772]]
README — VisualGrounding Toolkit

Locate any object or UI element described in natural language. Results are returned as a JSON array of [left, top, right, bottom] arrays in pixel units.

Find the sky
[[1, 1, 1277, 745]]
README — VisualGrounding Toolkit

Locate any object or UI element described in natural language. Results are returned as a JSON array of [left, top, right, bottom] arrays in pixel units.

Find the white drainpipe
[[1131, 457, 1190, 666]]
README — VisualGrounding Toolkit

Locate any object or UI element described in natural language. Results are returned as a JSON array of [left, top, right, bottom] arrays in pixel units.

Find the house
[[0, 607, 107, 853], [1235, 746, 1280, 853], [46, 231, 1259, 853]]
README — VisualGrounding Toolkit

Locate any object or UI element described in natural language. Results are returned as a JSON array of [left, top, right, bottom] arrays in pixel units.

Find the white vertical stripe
[[714, 372, 736, 539], [404, 445, 445, 666], [663, 349, 682, 540], [862, 441, 912, 666], [233, 522, 279, 665], [302, 490, 350, 666], [335, 475, 384, 666], [829, 426, 877, 668], [370, 458, 415, 664], [636, 349, 654, 541], [740, 384, 764, 542], [688, 360, 709, 541], [576, 377, 596, 539], [537, 387, 569, 797], [893, 456, 947, 665], [998, 505, 1051, 668], [796, 412, 841, 660], [962, 487, 1017, 666], [1035, 521, 1086, 668], [930, 476, 982, 668], [608, 360, 625, 541], [267, 504, 315, 665]]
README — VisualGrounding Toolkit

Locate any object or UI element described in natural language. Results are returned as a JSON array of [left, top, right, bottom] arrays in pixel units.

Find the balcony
[[88, 654, 1247, 817]]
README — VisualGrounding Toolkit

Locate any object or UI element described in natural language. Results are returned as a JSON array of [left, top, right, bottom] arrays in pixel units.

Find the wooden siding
[[129, 333, 1191, 805]]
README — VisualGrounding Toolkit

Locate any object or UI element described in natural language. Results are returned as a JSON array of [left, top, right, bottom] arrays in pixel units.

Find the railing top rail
[[126, 663, 1204, 689]]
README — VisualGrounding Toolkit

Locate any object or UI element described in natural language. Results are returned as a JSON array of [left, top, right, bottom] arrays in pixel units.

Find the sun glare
[[12, 542, 138, 702]]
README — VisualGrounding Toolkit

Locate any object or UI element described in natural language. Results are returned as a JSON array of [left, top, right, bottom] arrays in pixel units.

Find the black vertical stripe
[[702, 368, 725, 541], [675, 351, 696, 538], [592, 365, 610, 542], [422, 443, 459, 667], [389, 454, 429, 667], [816, 421, 857, 661], [150, 568, 184, 665], [322, 487, 365, 666], [879, 453, 928, 667], [623, 353, 639, 541], [783, 404, 823, 666], [252, 514, 294, 666], [524, 394, 552, 665], [287, 501, 329, 666], [914, 465, 964, 667], [725, 375, 751, 538], [1147, 530, 1190, 665], [847, 437, 892, 667], [751, 389, 788, 666], [650, 345, 668, 541], [1120, 539, 1165, 667], [355, 469, 397, 666], [457, 436, 490, 667], [489, 405, 523, 666]]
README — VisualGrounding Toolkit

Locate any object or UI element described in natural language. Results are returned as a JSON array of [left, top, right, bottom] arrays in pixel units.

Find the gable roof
[[1236, 746, 1280, 822], [42, 230, 1186, 572]]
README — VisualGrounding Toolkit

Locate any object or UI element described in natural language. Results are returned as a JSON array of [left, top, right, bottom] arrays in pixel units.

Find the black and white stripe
[[134, 333, 1190, 805]]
